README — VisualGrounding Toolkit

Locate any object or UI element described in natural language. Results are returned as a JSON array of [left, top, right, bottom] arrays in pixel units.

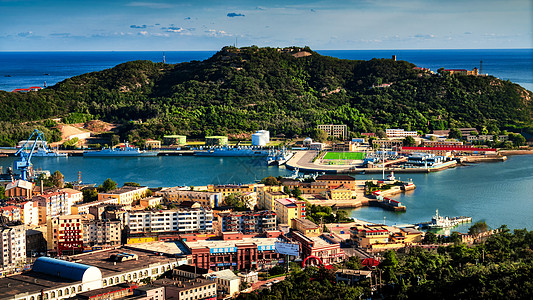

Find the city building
[[0, 205, 21, 222], [386, 129, 418, 138], [335, 269, 372, 285], [72, 198, 124, 215], [26, 228, 47, 256], [207, 184, 254, 197], [132, 285, 166, 300], [331, 141, 357, 152], [290, 231, 345, 265], [273, 198, 305, 225], [4, 180, 33, 198], [205, 136, 228, 146], [467, 135, 509, 143], [98, 186, 149, 206], [251, 130, 270, 146], [156, 187, 223, 208], [421, 139, 463, 147], [350, 225, 390, 249], [443, 68, 479, 76], [291, 218, 321, 236], [153, 277, 217, 300], [219, 210, 277, 234], [139, 196, 163, 208], [401, 146, 497, 156], [126, 206, 214, 234], [145, 139, 161, 149], [326, 185, 353, 201], [259, 190, 288, 211], [47, 215, 84, 255], [0, 221, 26, 271], [82, 220, 122, 248], [34, 190, 72, 224], [204, 269, 240, 298], [317, 124, 348, 140], [183, 232, 286, 271], [173, 264, 211, 279], [163, 135, 187, 146], [60, 187, 84, 206], [0, 249, 186, 300], [71, 283, 138, 300], [372, 139, 405, 149], [315, 175, 356, 190]]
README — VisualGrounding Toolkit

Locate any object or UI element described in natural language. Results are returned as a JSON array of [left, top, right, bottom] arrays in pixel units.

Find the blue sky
[[0, 0, 531, 51]]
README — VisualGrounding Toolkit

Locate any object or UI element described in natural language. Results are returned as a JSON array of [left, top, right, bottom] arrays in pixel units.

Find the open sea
[[0, 49, 532, 92]]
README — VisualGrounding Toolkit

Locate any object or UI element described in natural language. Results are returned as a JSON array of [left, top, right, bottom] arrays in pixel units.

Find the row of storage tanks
[[251, 130, 270, 146]]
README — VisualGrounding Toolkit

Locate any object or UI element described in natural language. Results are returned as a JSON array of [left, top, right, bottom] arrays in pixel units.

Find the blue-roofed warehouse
[[32, 257, 103, 290]]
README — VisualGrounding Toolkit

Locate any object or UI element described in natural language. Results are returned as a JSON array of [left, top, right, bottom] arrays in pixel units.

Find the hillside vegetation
[[0, 46, 531, 145]]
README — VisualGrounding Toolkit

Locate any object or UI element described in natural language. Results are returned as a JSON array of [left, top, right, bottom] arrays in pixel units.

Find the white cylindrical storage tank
[[256, 130, 270, 143], [252, 133, 267, 146]]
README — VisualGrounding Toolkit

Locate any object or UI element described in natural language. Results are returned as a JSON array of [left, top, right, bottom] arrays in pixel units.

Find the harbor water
[[1, 154, 532, 232]]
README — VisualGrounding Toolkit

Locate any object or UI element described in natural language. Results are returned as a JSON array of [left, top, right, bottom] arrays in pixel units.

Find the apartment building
[[0, 222, 26, 270], [386, 128, 418, 138], [34, 190, 72, 224], [83, 220, 122, 247], [47, 215, 84, 255], [273, 198, 305, 225], [98, 186, 149, 206], [155, 187, 223, 208], [317, 124, 348, 140], [126, 206, 214, 234], [219, 210, 277, 234]]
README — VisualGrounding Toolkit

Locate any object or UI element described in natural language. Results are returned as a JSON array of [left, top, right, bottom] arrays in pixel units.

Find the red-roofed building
[[11, 87, 42, 92]]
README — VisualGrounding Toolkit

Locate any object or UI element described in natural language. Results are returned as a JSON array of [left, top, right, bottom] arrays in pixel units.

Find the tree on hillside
[[403, 136, 416, 146], [377, 130, 387, 138], [469, 221, 489, 236], [99, 178, 117, 192], [261, 176, 280, 186], [314, 129, 328, 142], [449, 128, 462, 139], [50, 170, 65, 188], [124, 182, 140, 187]]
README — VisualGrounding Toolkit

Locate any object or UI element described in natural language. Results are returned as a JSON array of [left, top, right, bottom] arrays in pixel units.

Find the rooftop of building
[[274, 198, 298, 207], [65, 248, 184, 277], [336, 269, 372, 277], [206, 269, 240, 281], [292, 218, 319, 230], [73, 283, 136, 299], [0, 270, 77, 298], [99, 186, 147, 195], [153, 277, 213, 291], [268, 191, 287, 195], [175, 264, 210, 275], [124, 242, 189, 256], [184, 236, 282, 250], [316, 175, 355, 181], [219, 210, 276, 218]]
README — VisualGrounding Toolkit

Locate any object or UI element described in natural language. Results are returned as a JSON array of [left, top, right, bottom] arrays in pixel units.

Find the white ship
[[31, 148, 68, 157], [428, 209, 472, 230], [83, 142, 159, 157]]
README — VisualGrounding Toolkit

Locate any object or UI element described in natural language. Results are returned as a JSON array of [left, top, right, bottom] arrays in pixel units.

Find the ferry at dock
[[194, 146, 268, 157], [428, 209, 472, 230]]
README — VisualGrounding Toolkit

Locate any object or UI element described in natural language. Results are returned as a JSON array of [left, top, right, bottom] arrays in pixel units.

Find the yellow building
[[156, 187, 223, 208], [145, 139, 161, 149], [327, 185, 354, 201], [139, 196, 163, 208], [350, 225, 390, 249], [316, 175, 356, 190], [207, 184, 254, 197], [273, 198, 306, 225], [291, 218, 321, 236], [98, 186, 149, 206], [261, 191, 289, 211]]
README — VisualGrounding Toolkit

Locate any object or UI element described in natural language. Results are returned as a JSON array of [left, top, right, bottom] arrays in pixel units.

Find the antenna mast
[[480, 59, 483, 75], [163, 52, 166, 64]]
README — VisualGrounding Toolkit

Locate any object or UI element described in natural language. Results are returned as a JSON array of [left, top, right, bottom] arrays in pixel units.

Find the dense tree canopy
[[0, 46, 531, 145]]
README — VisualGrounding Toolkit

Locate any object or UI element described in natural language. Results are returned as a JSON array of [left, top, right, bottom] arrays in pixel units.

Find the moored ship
[[428, 209, 472, 229], [32, 148, 68, 157], [194, 146, 268, 157], [83, 143, 158, 157]]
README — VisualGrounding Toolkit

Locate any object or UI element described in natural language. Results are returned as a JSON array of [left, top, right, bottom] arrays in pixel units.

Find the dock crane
[[14, 129, 48, 181]]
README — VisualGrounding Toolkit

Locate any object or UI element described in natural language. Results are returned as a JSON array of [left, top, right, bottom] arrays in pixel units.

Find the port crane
[[14, 129, 49, 181]]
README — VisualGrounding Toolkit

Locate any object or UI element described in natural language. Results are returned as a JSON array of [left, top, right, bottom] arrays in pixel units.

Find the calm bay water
[[0, 49, 532, 92], [0, 154, 532, 231]]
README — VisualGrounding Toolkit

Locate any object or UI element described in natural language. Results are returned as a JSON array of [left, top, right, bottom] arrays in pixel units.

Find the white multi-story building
[[317, 124, 348, 140], [126, 207, 214, 234], [83, 220, 122, 247], [33, 191, 72, 224], [60, 188, 84, 206], [0, 222, 26, 270], [386, 128, 418, 138]]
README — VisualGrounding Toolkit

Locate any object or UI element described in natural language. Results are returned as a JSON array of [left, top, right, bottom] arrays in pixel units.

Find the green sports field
[[323, 152, 366, 160]]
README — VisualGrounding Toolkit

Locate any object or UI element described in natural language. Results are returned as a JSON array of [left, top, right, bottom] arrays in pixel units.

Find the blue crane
[[14, 129, 49, 181]]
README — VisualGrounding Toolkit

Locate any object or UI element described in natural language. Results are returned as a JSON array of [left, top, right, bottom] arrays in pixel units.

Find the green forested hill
[[0, 46, 531, 145]]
